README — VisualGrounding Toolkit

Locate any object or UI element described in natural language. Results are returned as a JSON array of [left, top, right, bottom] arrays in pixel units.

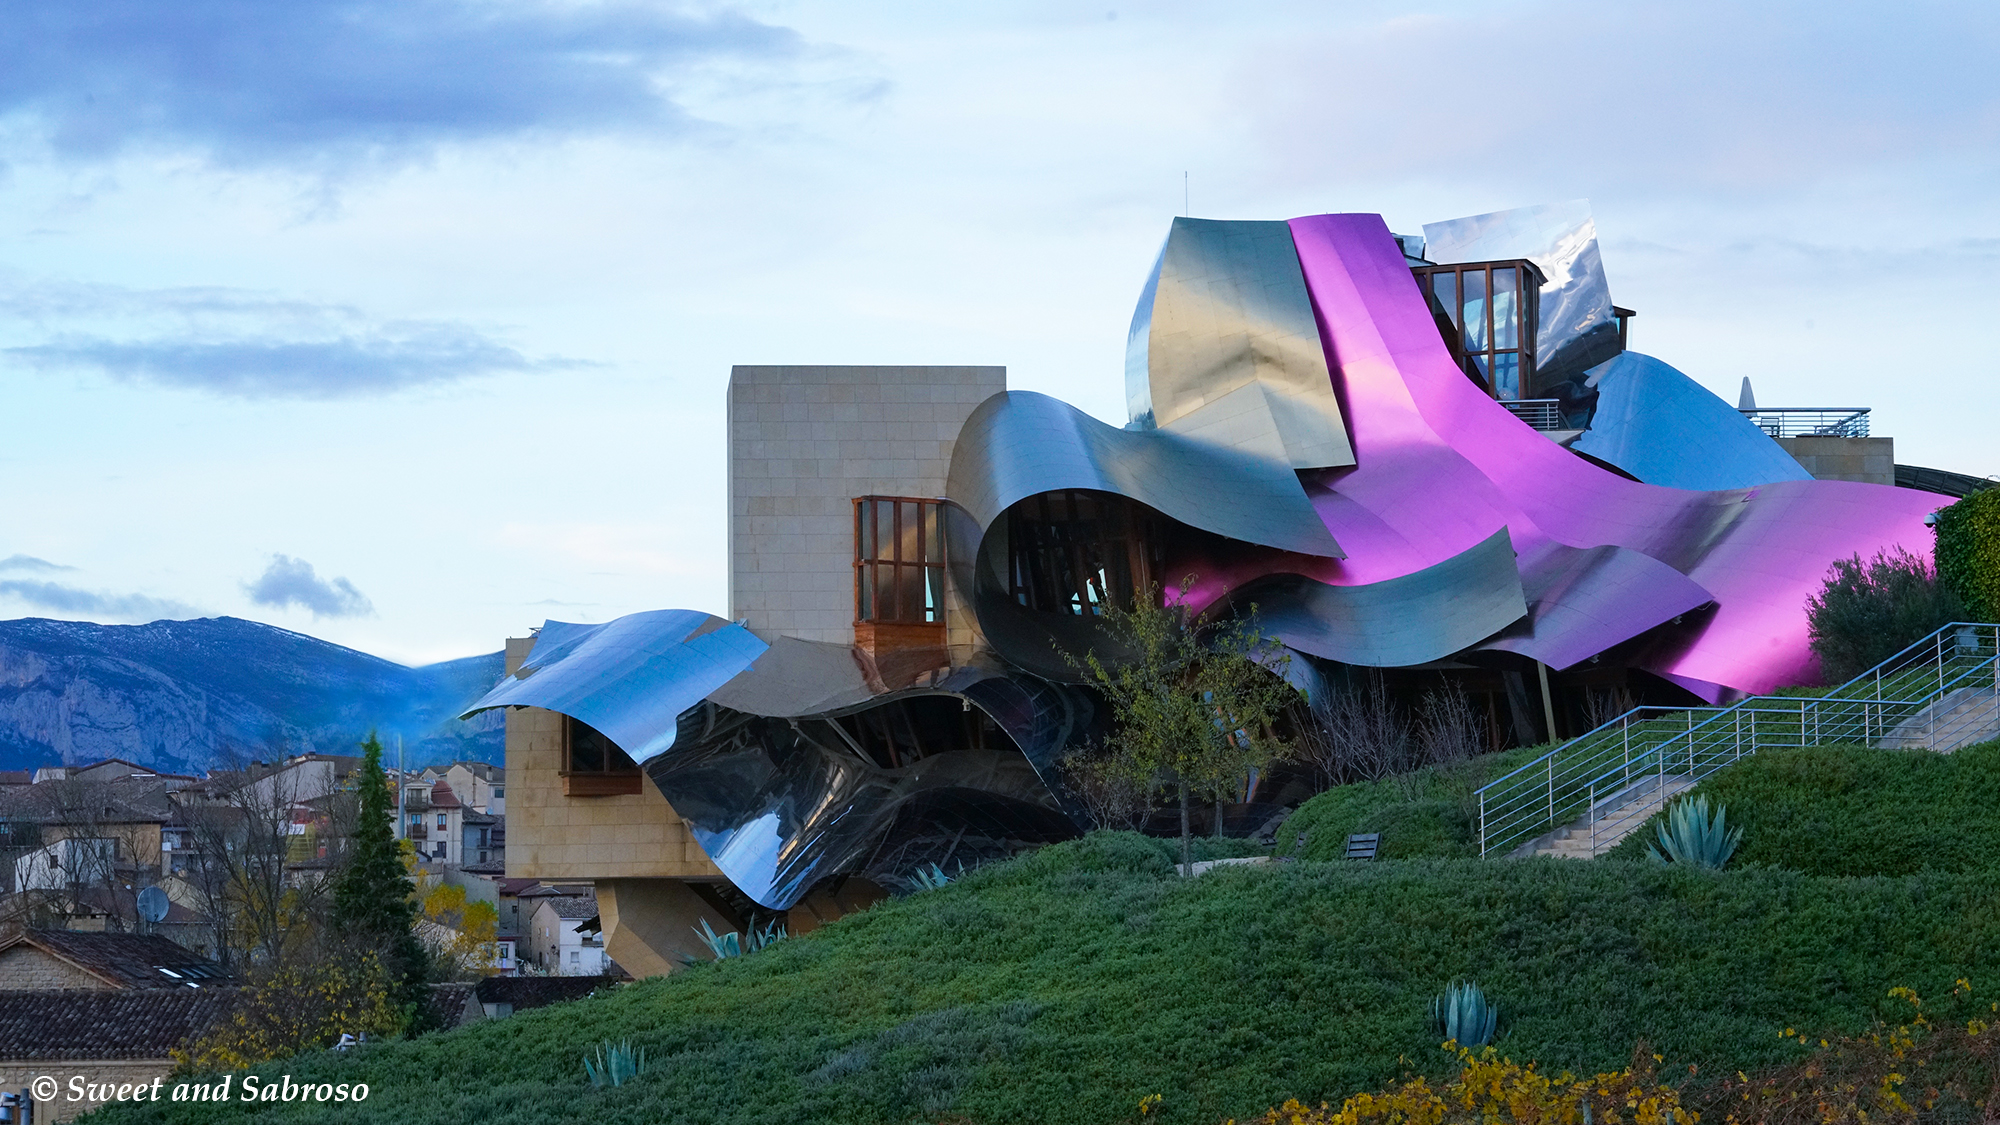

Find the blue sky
[[3, 0, 1996, 664]]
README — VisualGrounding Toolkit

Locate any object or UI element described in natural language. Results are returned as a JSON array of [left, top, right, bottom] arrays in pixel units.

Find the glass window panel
[[925, 567, 945, 623], [874, 566, 897, 620], [924, 503, 942, 566], [568, 720, 605, 772], [1491, 353, 1520, 401], [1462, 268, 1489, 352], [897, 564, 924, 624], [1492, 267, 1518, 350], [873, 502, 895, 561], [858, 563, 875, 620], [899, 501, 922, 566], [1431, 273, 1458, 331], [856, 502, 869, 562]]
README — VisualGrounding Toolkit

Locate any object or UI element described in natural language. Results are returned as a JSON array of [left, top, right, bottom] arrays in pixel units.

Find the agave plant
[[1646, 794, 1743, 869], [691, 917, 788, 961], [583, 1039, 647, 1087], [905, 862, 954, 892], [1430, 980, 1498, 1048]]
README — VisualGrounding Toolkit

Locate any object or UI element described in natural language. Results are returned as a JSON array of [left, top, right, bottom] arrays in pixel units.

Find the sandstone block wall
[[728, 365, 1005, 644], [1778, 435, 1895, 485]]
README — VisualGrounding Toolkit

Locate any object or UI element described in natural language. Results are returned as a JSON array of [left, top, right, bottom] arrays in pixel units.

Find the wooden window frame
[[1006, 489, 1163, 616], [1411, 259, 1543, 400], [559, 713, 643, 797], [853, 496, 947, 627]]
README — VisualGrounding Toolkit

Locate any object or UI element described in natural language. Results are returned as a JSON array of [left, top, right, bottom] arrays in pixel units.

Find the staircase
[[1510, 774, 1696, 859], [1477, 622, 2000, 860]]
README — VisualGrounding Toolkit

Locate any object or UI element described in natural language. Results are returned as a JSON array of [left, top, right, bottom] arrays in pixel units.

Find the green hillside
[[91, 786, 2000, 1125]]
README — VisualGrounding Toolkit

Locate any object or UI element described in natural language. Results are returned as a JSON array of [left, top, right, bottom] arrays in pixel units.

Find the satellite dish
[[136, 885, 170, 924]]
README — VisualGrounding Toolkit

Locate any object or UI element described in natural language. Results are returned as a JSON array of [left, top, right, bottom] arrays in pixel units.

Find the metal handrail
[[1476, 622, 2000, 858], [1500, 399, 1565, 431], [1739, 407, 1871, 438]]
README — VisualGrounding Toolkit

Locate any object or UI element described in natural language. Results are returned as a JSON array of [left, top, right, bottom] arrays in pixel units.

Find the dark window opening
[[1412, 259, 1543, 400], [561, 715, 643, 797], [855, 497, 945, 625], [1007, 490, 1163, 615]]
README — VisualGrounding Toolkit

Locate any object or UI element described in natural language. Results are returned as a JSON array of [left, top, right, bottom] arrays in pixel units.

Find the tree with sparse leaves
[[1066, 582, 1299, 875]]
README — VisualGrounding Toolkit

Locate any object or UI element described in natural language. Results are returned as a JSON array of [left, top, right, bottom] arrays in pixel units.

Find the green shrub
[[1278, 746, 1549, 860], [92, 835, 2000, 1125], [1606, 741, 2000, 876], [1934, 486, 2000, 623], [1804, 547, 1962, 684], [1645, 795, 1743, 870]]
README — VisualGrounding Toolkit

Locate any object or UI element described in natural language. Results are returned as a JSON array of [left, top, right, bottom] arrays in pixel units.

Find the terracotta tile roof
[[0, 929, 232, 990], [0, 988, 241, 1059], [427, 781, 462, 809]]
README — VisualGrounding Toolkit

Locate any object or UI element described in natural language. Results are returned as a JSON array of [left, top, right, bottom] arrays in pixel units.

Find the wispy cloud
[[0, 579, 200, 622], [0, 0, 804, 168], [7, 325, 573, 399], [244, 555, 374, 618], [0, 277, 586, 398], [0, 555, 75, 573]]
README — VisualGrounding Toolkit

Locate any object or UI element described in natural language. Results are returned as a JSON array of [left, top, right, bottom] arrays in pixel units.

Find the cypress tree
[[333, 733, 429, 1022]]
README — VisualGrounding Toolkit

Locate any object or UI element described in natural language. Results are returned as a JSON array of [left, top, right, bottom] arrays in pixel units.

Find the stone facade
[[500, 639, 722, 883], [0, 948, 107, 990], [1778, 436, 1896, 485], [727, 365, 1005, 644]]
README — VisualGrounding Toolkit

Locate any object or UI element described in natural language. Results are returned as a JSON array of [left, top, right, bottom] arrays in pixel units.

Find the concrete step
[[1517, 774, 1697, 860], [1879, 686, 2000, 752]]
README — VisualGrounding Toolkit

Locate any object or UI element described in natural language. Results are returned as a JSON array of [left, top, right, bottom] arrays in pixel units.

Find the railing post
[[1479, 788, 1486, 857], [1622, 717, 1630, 783], [1547, 755, 1555, 826], [1589, 780, 1597, 857]]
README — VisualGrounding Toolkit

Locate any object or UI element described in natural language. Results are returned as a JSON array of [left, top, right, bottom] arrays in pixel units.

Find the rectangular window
[[854, 497, 945, 624], [1411, 259, 1541, 400], [561, 714, 644, 796], [437, 814, 447, 829]]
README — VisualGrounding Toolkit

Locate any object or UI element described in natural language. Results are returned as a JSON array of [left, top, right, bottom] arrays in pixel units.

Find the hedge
[[1934, 486, 2000, 623]]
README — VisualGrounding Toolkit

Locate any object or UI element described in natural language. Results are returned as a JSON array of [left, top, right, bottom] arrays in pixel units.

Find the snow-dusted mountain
[[0, 617, 506, 774]]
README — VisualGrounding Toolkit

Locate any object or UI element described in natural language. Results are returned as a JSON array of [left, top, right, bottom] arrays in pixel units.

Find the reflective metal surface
[[647, 665, 1096, 909], [1571, 352, 1812, 490], [1422, 200, 1619, 389], [1287, 211, 1943, 695], [1125, 218, 1355, 469], [946, 390, 1342, 559], [1200, 528, 1527, 667], [1477, 542, 1714, 671], [459, 609, 767, 764]]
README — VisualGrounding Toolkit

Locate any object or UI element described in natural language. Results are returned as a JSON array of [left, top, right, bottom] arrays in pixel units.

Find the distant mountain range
[[0, 617, 506, 775]]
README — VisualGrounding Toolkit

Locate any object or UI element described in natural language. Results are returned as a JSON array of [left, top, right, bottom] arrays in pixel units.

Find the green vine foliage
[[1933, 487, 2000, 623]]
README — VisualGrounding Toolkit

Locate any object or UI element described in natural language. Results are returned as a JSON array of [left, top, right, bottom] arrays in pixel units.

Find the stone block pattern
[[503, 701, 723, 881], [1778, 436, 1896, 486], [728, 366, 1005, 643], [0, 949, 110, 990]]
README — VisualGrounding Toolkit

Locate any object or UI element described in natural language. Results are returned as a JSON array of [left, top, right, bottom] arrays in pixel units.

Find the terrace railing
[[1475, 622, 2000, 858], [1500, 399, 1566, 431], [1739, 407, 1871, 438]]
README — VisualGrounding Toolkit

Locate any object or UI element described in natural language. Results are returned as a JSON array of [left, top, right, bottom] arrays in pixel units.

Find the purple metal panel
[[1284, 213, 1944, 694]]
